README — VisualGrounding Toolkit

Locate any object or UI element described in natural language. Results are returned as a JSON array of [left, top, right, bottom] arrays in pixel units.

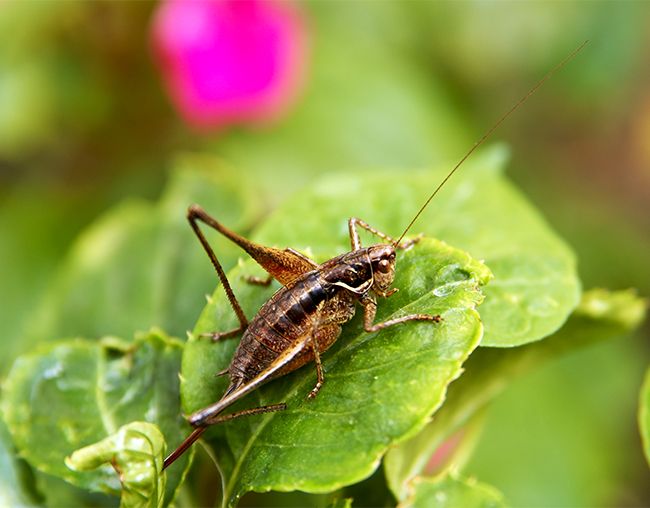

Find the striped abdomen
[[228, 271, 330, 386]]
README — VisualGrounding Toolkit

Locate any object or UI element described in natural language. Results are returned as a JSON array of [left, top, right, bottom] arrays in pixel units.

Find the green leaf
[[2, 330, 189, 505], [640, 368, 650, 468], [252, 146, 580, 347], [329, 498, 353, 508], [26, 156, 261, 343], [384, 288, 646, 500], [0, 419, 42, 506], [66, 422, 166, 508], [32, 471, 116, 508], [400, 473, 506, 508], [181, 238, 491, 506]]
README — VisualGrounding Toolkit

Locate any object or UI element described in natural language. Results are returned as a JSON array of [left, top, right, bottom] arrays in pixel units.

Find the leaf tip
[[577, 288, 647, 331]]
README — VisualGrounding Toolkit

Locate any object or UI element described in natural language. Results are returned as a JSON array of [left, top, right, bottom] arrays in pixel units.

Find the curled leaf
[[66, 422, 165, 508]]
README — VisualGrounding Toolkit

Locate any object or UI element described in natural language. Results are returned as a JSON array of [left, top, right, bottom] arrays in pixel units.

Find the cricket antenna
[[395, 40, 589, 246]]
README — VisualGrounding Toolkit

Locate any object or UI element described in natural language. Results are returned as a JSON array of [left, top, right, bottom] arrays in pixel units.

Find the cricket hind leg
[[202, 276, 274, 341], [348, 217, 421, 250], [188, 206, 249, 340], [162, 403, 286, 470], [188, 205, 321, 341], [188, 204, 318, 286], [243, 249, 317, 287]]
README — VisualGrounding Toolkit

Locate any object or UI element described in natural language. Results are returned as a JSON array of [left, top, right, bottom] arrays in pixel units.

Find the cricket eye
[[377, 259, 391, 273]]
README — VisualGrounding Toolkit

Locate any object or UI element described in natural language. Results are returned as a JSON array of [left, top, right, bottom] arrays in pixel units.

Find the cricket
[[163, 41, 588, 470]]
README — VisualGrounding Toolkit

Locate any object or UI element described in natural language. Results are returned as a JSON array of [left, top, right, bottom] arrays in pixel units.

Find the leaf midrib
[[95, 347, 117, 436]]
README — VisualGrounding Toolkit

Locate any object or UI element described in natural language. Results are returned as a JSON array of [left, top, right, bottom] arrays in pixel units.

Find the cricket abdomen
[[228, 272, 329, 384]]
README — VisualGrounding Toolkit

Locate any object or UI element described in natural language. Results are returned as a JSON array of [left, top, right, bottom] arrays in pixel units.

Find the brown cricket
[[163, 42, 588, 470]]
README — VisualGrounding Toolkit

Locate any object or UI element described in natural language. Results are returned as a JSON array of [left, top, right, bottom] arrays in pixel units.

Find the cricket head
[[368, 244, 396, 293]]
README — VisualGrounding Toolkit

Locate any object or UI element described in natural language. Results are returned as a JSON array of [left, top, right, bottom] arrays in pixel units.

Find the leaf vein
[[95, 348, 117, 436]]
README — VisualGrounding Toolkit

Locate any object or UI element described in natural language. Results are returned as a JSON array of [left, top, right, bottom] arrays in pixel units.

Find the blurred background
[[1, 1, 649, 506]]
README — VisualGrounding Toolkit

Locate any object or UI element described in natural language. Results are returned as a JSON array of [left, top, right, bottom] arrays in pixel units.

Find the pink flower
[[152, 0, 308, 131]]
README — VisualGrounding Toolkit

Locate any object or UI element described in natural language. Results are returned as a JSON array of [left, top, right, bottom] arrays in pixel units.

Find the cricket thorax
[[320, 244, 396, 296]]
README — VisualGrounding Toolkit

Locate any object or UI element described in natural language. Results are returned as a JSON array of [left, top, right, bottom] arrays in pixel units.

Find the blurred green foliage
[[1, 1, 648, 507], [401, 473, 506, 508]]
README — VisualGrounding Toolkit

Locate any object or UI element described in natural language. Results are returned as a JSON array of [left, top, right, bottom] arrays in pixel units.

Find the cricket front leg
[[348, 217, 422, 250], [361, 295, 441, 333]]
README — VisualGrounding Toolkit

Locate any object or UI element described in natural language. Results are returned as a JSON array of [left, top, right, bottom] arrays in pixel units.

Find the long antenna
[[395, 40, 589, 246]]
